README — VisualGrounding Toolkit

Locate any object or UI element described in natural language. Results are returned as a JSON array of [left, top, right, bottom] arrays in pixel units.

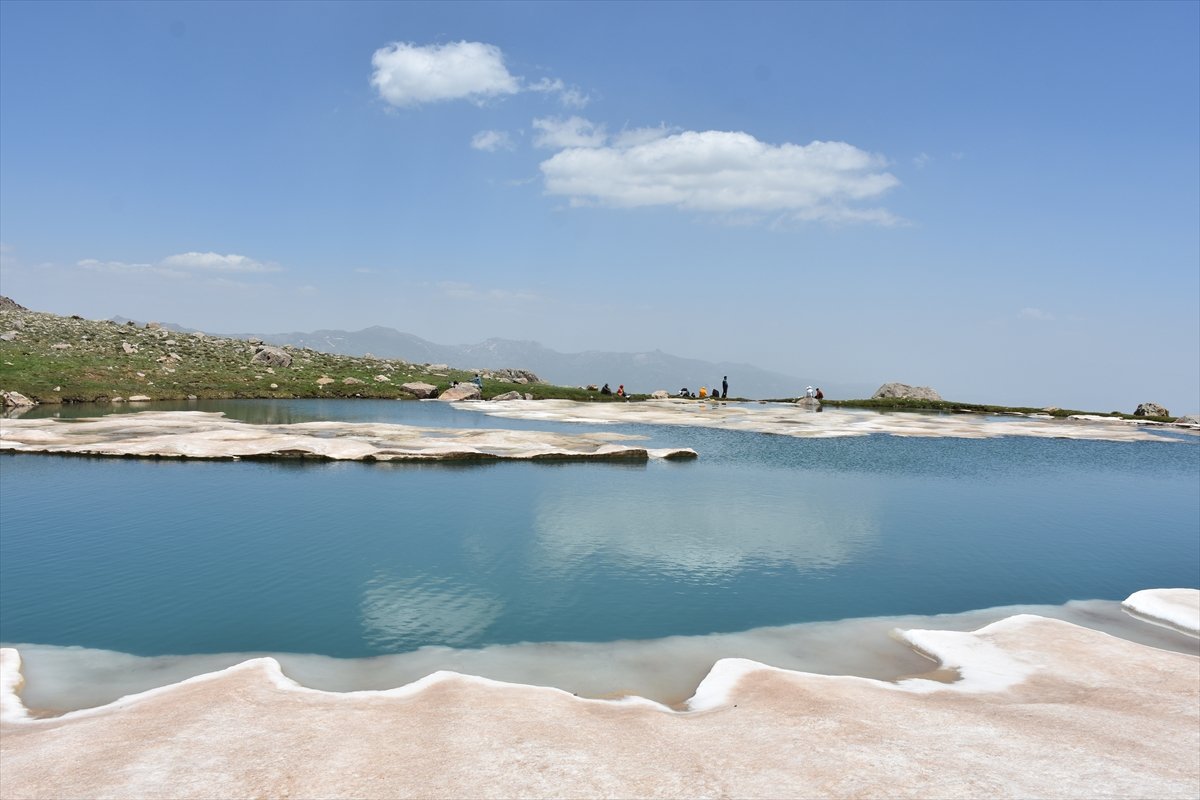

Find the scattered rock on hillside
[[0, 297, 27, 312], [1134, 402, 1169, 417], [491, 391, 522, 401], [342, 377, 364, 385], [122, 342, 137, 354], [400, 382, 437, 399], [51, 343, 71, 350], [437, 383, 482, 402], [873, 383, 943, 401], [316, 377, 335, 386], [251, 346, 293, 368]]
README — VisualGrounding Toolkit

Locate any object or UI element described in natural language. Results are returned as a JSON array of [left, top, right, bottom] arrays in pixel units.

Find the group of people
[[679, 376, 729, 400], [804, 386, 825, 400], [599, 383, 626, 397]]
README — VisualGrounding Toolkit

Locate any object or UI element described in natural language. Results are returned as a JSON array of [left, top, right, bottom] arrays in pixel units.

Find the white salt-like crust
[[1123, 589, 1200, 637], [3, 610, 1197, 799], [459, 398, 1197, 442], [0, 411, 697, 462], [0, 649, 28, 722]]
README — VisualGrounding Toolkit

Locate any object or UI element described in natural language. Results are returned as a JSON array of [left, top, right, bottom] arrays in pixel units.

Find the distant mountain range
[[112, 318, 868, 399]]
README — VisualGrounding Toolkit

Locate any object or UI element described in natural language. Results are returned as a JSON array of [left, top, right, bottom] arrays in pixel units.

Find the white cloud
[[913, 152, 932, 169], [159, 252, 280, 273], [370, 41, 520, 107], [471, 129, 514, 152], [1019, 307, 1056, 321], [538, 130, 900, 223], [532, 116, 607, 149], [77, 252, 280, 278], [527, 77, 590, 108]]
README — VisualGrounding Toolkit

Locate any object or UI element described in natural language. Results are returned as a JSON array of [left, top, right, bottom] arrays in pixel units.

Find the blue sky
[[1, 0, 1197, 411]]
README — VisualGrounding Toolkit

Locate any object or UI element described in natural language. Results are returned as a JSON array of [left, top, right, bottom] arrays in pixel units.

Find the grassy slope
[[0, 308, 642, 404]]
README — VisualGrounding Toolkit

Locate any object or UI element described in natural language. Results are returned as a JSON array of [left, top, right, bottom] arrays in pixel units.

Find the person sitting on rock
[[600, 383, 612, 395], [616, 384, 625, 397], [815, 387, 824, 400], [473, 374, 483, 389]]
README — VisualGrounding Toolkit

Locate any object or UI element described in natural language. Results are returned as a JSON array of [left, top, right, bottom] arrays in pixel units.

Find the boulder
[[373, 375, 390, 383], [51, 343, 71, 350], [872, 383, 943, 402], [122, 342, 137, 354], [651, 390, 670, 399], [437, 383, 482, 402], [400, 382, 438, 399], [0, 332, 18, 341], [795, 397, 821, 409], [491, 391, 522, 401], [524, 393, 534, 401], [251, 346, 293, 368], [342, 377, 365, 385], [316, 377, 335, 386], [2, 390, 36, 407], [128, 395, 152, 402], [1134, 402, 1169, 418], [1174, 415, 1200, 426]]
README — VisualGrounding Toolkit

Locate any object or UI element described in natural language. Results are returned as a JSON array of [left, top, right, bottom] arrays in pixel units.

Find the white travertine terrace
[[0, 411, 697, 462], [2, 592, 1198, 799], [459, 398, 1198, 442], [1123, 588, 1200, 637]]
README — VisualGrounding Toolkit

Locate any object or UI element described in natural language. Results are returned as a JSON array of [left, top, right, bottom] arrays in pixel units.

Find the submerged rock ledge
[[1, 589, 1196, 799], [0, 411, 697, 462]]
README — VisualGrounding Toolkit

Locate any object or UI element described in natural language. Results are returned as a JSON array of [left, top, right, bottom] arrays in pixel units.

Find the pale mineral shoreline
[[1, 589, 1197, 799]]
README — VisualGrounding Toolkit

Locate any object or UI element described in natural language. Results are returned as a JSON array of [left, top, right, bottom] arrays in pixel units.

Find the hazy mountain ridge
[[238, 326, 824, 399]]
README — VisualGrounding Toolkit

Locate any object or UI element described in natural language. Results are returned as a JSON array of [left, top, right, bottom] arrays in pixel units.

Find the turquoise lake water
[[2, 399, 1198, 661]]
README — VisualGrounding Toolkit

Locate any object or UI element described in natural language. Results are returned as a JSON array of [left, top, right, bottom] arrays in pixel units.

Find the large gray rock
[[1174, 415, 1200, 426], [400, 382, 438, 399], [251, 346, 293, 368], [2, 390, 36, 407], [872, 383, 943, 402], [437, 383, 482, 402], [491, 391, 522, 401], [1134, 402, 1169, 418]]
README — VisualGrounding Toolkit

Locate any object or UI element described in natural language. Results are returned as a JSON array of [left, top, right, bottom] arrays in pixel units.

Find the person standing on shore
[[722, 376, 728, 399]]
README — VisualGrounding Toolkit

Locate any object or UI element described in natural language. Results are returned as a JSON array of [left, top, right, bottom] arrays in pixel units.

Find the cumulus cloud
[[471, 129, 514, 152], [538, 129, 900, 223], [371, 41, 521, 107], [370, 40, 585, 109], [532, 116, 607, 149]]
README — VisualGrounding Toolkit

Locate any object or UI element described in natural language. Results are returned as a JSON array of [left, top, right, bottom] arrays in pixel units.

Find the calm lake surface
[[2, 399, 1198, 659]]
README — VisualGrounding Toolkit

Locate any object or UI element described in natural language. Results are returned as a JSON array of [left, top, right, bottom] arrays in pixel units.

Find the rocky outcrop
[[250, 346, 293, 368], [651, 390, 669, 399], [1133, 402, 1169, 418], [1174, 415, 1199, 426], [0, 296, 27, 312], [400, 382, 438, 399], [482, 368, 541, 385], [795, 397, 821, 409], [491, 391, 522, 401], [437, 383, 482, 402], [2, 390, 36, 407], [873, 383, 943, 402]]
